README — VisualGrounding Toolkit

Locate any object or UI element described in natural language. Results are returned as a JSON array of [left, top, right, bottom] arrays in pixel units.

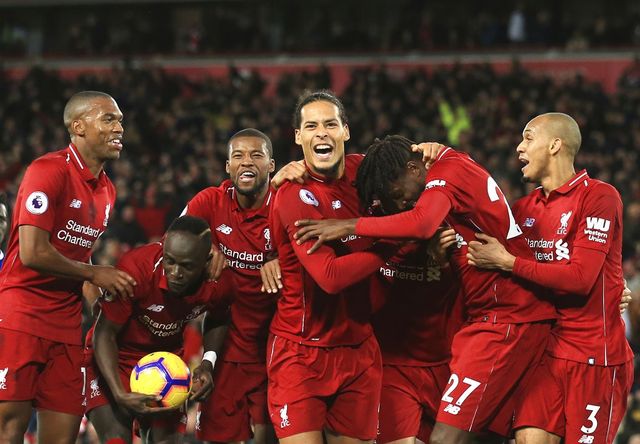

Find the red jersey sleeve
[[512, 246, 606, 296], [573, 183, 621, 254], [276, 185, 395, 294], [17, 158, 66, 233], [100, 252, 140, 325], [355, 190, 452, 240]]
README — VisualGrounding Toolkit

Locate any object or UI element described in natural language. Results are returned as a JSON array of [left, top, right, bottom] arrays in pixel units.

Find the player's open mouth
[[239, 171, 257, 183], [519, 157, 529, 171], [313, 144, 333, 160], [108, 138, 123, 150]]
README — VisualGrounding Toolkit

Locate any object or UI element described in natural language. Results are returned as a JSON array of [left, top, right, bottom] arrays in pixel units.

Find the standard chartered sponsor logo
[[527, 237, 570, 261], [56, 219, 102, 248], [218, 242, 265, 270]]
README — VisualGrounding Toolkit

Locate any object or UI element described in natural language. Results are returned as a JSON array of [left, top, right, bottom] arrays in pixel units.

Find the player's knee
[[0, 409, 31, 442]]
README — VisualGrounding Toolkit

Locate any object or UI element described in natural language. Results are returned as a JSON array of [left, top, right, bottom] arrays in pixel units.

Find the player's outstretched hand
[[116, 392, 176, 416], [260, 258, 282, 293], [206, 245, 227, 282], [189, 361, 214, 402], [411, 142, 447, 168], [467, 233, 516, 272], [271, 160, 307, 189], [294, 218, 358, 254], [90, 265, 137, 300], [620, 279, 632, 314]]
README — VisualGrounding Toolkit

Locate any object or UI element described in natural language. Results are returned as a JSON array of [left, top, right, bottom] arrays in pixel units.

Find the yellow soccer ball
[[130, 351, 191, 408]]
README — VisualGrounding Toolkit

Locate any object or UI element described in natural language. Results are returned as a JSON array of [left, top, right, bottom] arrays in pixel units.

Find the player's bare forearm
[[19, 224, 95, 280], [467, 233, 515, 271], [93, 312, 128, 400], [294, 218, 358, 254], [19, 225, 136, 298]]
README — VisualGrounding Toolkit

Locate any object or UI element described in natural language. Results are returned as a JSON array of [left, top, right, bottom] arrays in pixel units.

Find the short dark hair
[[166, 215, 212, 245], [293, 89, 348, 129], [355, 135, 420, 208], [228, 128, 273, 157], [63, 91, 114, 131]]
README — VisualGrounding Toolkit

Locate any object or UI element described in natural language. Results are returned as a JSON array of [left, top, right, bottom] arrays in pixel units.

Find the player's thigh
[[378, 366, 423, 444], [438, 322, 549, 433], [252, 421, 277, 444], [325, 336, 382, 441], [87, 403, 134, 444], [0, 400, 33, 443], [325, 428, 374, 444], [429, 422, 473, 444], [35, 342, 86, 417], [384, 438, 415, 444], [279, 430, 324, 444], [563, 360, 632, 444], [36, 409, 83, 444], [514, 427, 561, 444]]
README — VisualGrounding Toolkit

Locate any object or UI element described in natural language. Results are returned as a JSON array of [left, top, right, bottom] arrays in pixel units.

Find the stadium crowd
[[2, 0, 640, 57]]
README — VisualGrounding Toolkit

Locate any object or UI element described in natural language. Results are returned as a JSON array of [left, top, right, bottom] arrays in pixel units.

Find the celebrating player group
[[0, 88, 632, 444]]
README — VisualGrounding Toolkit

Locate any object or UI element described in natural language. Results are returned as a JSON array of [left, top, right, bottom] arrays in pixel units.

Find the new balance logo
[[146, 304, 165, 312], [331, 200, 342, 210], [578, 435, 594, 443], [443, 404, 461, 415], [69, 199, 82, 208], [280, 404, 291, 428], [555, 240, 570, 261], [586, 217, 610, 232], [216, 224, 233, 235], [0, 367, 7, 390]]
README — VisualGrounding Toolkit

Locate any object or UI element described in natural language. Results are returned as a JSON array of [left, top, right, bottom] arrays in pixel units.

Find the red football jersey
[[85, 242, 232, 359], [184, 180, 277, 362], [269, 154, 390, 346], [371, 242, 464, 366], [512, 171, 633, 366], [0, 144, 116, 345], [356, 147, 556, 324]]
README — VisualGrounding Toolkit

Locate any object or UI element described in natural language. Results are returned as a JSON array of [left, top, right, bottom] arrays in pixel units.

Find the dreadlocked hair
[[355, 134, 420, 209]]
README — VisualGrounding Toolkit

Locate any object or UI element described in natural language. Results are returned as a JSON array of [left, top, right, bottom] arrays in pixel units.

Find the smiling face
[[295, 100, 350, 178], [516, 115, 553, 184], [226, 136, 275, 197], [75, 96, 124, 162], [162, 231, 210, 296]]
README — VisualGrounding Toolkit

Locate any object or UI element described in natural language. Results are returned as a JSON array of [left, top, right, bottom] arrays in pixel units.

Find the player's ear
[[343, 124, 350, 142], [294, 129, 302, 147], [268, 158, 275, 174], [225, 160, 230, 174], [406, 160, 422, 175], [71, 119, 85, 137], [549, 138, 562, 155]]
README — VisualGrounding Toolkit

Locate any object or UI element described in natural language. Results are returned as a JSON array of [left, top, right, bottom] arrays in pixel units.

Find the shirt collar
[[67, 143, 103, 183], [534, 170, 589, 202], [226, 180, 273, 218]]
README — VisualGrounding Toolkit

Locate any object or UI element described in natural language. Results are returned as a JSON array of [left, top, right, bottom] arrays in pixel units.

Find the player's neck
[[308, 158, 345, 181], [542, 161, 576, 196], [74, 143, 105, 178], [236, 186, 269, 210]]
